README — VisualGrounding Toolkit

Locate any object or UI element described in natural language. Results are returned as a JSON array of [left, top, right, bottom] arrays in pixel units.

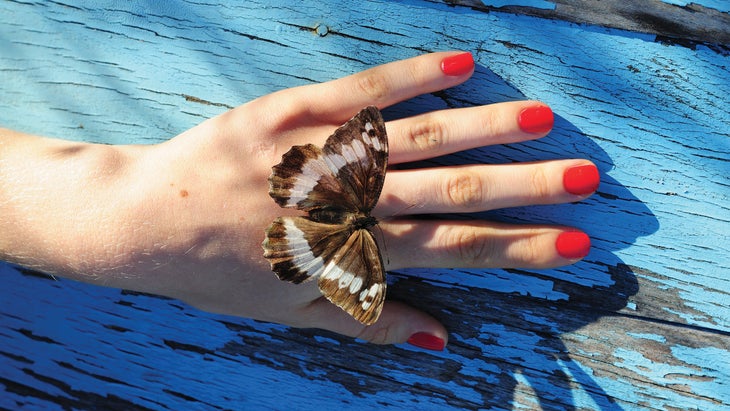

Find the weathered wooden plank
[[3, 264, 727, 409], [443, 0, 730, 46], [1, 0, 728, 410]]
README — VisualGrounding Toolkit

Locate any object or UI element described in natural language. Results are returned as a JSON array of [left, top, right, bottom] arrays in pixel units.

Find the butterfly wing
[[268, 106, 388, 214], [317, 225, 385, 325], [263, 216, 350, 284], [264, 106, 389, 325], [263, 216, 385, 325]]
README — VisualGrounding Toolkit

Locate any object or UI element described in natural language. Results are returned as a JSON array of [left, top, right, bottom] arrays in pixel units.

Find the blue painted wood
[[1, 0, 728, 410]]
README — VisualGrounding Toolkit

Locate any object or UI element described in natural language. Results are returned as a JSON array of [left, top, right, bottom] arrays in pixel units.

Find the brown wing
[[262, 216, 350, 284], [264, 107, 388, 325], [268, 106, 388, 215], [317, 226, 385, 325], [262, 216, 385, 325]]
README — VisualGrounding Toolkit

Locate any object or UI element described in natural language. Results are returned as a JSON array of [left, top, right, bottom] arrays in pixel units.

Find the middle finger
[[375, 160, 600, 216]]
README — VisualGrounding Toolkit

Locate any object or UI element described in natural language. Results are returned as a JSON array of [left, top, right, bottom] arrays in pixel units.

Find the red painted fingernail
[[440, 52, 474, 76], [518, 106, 554, 133], [407, 332, 446, 351], [563, 164, 600, 195], [556, 231, 591, 260]]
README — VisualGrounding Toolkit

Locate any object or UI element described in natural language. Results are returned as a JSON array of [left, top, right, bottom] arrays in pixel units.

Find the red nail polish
[[407, 332, 445, 351], [556, 231, 591, 260], [440, 52, 474, 76], [563, 164, 600, 195], [518, 106, 554, 133]]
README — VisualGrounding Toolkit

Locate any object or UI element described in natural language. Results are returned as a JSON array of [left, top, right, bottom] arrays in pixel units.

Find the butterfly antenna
[[392, 202, 419, 217], [374, 223, 390, 266], [375, 202, 419, 266]]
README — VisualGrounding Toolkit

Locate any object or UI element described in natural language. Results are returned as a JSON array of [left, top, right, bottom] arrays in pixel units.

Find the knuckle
[[443, 226, 494, 265], [442, 170, 486, 210], [404, 59, 427, 88], [354, 70, 391, 102], [514, 232, 544, 265], [406, 116, 447, 152], [529, 168, 552, 202], [479, 108, 508, 138], [357, 325, 390, 345]]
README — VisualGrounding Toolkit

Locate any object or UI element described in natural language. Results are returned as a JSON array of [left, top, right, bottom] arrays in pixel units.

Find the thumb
[[303, 299, 448, 351]]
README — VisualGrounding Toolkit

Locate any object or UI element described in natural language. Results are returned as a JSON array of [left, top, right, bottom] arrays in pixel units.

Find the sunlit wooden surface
[[1, 1, 728, 409]]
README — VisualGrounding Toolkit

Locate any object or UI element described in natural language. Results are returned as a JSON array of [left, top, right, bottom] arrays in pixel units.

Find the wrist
[[0, 130, 143, 280]]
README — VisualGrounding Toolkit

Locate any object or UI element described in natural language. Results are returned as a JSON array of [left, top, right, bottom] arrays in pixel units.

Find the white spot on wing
[[363, 123, 383, 151], [338, 271, 355, 289], [350, 139, 367, 159], [321, 260, 342, 280], [283, 219, 324, 277], [359, 283, 381, 311], [323, 139, 379, 177], [285, 158, 323, 206], [349, 276, 363, 294], [371, 137, 382, 151], [297, 254, 325, 275], [323, 152, 348, 175], [340, 141, 359, 164]]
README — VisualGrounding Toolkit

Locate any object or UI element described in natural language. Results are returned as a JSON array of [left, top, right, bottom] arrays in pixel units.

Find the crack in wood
[[440, 0, 730, 48]]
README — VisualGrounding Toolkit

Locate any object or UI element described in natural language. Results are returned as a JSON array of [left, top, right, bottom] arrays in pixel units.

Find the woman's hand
[[0, 52, 599, 350]]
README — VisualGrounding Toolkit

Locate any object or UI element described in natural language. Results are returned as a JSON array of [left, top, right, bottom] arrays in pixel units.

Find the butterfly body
[[262, 107, 388, 325]]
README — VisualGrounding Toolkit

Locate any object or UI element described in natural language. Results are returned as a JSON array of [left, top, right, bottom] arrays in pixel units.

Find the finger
[[387, 101, 554, 164], [302, 298, 447, 351], [376, 161, 600, 215], [380, 220, 592, 270], [300, 51, 475, 121]]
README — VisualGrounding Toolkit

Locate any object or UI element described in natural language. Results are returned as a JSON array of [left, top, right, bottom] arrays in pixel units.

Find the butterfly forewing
[[321, 106, 388, 213], [263, 106, 389, 325], [268, 106, 387, 214]]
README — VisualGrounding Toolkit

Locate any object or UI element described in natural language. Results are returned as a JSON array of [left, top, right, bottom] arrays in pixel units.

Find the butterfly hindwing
[[263, 216, 352, 284], [263, 216, 386, 325], [318, 226, 385, 325], [263, 106, 389, 325]]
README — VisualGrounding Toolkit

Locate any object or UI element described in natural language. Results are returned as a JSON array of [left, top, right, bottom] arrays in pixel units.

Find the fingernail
[[556, 231, 591, 260], [407, 332, 446, 351], [518, 106, 554, 133], [440, 52, 474, 76], [563, 164, 600, 195]]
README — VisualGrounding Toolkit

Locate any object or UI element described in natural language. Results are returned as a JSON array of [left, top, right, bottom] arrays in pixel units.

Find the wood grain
[[1, 0, 728, 410], [443, 0, 730, 46]]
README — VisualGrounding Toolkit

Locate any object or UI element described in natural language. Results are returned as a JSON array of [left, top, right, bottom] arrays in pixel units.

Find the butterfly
[[262, 106, 388, 325]]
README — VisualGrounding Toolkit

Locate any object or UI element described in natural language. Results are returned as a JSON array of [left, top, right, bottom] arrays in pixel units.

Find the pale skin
[[0, 52, 596, 348]]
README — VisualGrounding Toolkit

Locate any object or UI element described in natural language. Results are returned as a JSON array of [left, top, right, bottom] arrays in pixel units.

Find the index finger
[[300, 51, 474, 122]]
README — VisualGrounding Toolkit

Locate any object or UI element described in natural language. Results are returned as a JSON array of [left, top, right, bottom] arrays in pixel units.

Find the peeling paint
[[661, 0, 730, 13], [480, 0, 556, 10]]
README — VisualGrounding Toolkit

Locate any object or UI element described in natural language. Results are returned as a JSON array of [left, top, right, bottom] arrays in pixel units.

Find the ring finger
[[381, 220, 592, 269]]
